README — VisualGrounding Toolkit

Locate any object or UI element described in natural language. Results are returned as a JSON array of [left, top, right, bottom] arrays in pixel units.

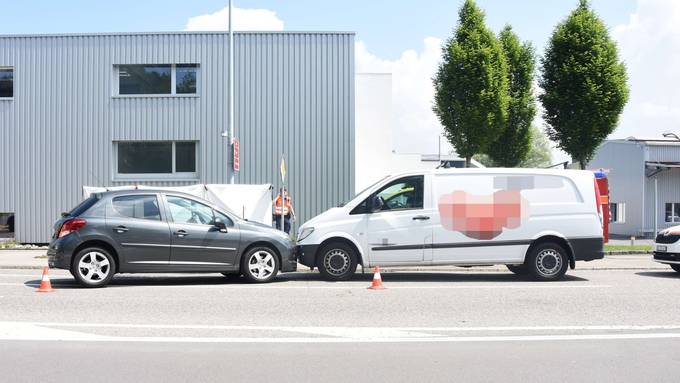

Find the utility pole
[[228, 0, 235, 184]]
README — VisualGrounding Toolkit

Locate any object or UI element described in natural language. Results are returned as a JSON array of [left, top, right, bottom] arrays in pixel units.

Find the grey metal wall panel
[[0, 32, 355, 242], [588, 141, 645, 236]]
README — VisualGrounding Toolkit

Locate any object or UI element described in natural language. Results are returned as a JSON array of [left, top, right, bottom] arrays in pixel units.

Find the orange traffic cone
[[37, 267, 54, 293], [368, 266, 385, 290]]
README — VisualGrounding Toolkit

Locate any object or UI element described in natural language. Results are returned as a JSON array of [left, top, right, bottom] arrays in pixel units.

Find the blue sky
[[3, 0, 676, 161], [2, 0, 636, 59]]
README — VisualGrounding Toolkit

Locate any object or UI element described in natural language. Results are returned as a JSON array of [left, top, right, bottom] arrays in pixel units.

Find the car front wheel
[[316, 242, 358, 281], [241, 246, 279, 283], [71, 247, 116, 288], [526, 243, 569, 281]]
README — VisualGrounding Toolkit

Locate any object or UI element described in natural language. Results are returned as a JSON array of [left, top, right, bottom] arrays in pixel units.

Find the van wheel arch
[[317, 238, 363, 267], [72, 240, 120, 273], [527, 235, 575, 269]]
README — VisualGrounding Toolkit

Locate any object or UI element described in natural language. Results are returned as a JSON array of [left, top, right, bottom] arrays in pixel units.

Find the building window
[[116, 141, 197, 179], [609, 202, 625, 223], [665, 203, 680, 223], [115, 64, 199, 96], [0, 67, 13, 99]]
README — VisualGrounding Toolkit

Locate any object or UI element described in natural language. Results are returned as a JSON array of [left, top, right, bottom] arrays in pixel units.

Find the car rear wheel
[[506, 264, 528, 275], [526, 243, 568, 281], [71, 247, 116, 288], [316, 242, 358, 281], [670, 264, 680, 273], [241, 247, 279, 283]]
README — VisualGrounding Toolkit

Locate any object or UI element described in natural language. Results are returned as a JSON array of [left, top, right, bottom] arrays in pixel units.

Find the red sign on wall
[[232, 138, 240, 172]]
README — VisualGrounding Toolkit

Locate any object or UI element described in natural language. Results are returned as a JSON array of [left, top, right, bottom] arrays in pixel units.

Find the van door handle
[[114, 226, 129, 233], [174, 230, 188, 237], [412, 215, 430, 221]]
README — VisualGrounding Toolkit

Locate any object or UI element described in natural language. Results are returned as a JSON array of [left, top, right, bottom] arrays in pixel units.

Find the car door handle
[[412, 215, 430, 221], [114, 226, 129, 233], [174, 230, 188, 237]]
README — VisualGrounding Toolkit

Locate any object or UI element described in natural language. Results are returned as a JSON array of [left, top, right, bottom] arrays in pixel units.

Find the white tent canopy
[[83, 184, 274, 225]]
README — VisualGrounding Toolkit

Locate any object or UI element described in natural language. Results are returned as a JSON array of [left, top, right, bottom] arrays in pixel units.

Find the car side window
[[166, 196, 214, 225], [351, 175, 424, 214], [213, 210, 234, 227], [112, 195, 162, 221], [375, 176, 424, 211]]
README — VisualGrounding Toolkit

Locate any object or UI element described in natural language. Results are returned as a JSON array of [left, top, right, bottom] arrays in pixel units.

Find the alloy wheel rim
[[324, 249, 350, 276], [248, 250, 276, 280], [536, 249, 562, 276], [78, 251, 110, 282]]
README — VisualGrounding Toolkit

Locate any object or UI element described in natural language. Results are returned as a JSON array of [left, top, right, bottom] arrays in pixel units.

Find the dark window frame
[[115, 141, 198, 180], [666, 202, 680, 223], [0, 67, 14, 99], [115, 64, 199, 97]]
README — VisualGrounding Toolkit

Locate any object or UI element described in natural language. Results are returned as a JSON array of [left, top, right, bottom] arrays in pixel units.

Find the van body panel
[[296, 168, 604, 273]]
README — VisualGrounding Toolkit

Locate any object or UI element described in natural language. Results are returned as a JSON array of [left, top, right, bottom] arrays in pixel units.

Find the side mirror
[[370, 196, 384, 213], [213, 218, 228, 232]]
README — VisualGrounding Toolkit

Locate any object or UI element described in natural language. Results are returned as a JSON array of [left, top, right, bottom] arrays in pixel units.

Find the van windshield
[[338, 176, 389, 207]]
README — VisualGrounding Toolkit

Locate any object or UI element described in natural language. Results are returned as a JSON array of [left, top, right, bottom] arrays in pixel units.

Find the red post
[[595, 176, 609, 243]]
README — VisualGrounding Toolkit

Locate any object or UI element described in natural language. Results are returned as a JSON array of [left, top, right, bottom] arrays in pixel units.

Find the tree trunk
[[465, 157, 471, 168], [579, 159, 586, 170]]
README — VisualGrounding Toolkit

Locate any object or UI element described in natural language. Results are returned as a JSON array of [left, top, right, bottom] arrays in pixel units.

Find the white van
[[296, 168, 604, 281]]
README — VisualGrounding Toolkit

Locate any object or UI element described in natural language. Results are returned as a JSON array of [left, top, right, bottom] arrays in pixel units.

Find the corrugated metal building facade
[[0, 31, 355, 242], [588, 138, 680, 237]]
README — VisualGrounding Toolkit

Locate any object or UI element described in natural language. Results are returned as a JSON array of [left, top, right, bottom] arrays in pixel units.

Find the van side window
[[352, 176, 424, 214]]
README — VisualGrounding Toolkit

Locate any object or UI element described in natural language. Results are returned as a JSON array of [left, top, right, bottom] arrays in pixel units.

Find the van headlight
[[297, 227, 315, 242]]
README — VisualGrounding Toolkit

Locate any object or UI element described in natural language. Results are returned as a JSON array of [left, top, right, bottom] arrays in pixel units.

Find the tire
[[525, 242, 569, 281], [71, 247, 116, 288], [241, 246, 279, 283], [316, 242, 358, 281], [670, 264, 680, 273], [506, 264, 528, 275]]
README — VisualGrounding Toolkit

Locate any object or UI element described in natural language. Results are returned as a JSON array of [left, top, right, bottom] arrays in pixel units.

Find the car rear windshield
[[67, 195, 100, 217]]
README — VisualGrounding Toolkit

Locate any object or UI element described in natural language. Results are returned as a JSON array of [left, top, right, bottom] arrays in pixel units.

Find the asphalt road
[[1, 266, 680, 382]]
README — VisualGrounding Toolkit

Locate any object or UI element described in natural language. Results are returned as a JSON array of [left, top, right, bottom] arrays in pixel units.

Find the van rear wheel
[[670, 264, 680, 273], [316, 242, 358, 281], [526, 243, 568, 281]]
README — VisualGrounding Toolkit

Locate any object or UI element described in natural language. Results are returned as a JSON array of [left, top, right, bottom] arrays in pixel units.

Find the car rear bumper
[[570, 237, 605, 262], [46, 234, 80, 270]]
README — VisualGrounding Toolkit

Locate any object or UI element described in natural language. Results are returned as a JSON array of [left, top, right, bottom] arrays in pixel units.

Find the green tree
[[520, 125, 552, 168], [540, 0, 629, 169], [433, 0, 509, 167], [486, 25, 536, 167], [474, 125, 552, 168]]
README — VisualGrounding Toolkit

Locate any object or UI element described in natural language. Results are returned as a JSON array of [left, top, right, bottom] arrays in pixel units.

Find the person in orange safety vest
[[273, 188, 295, 234]]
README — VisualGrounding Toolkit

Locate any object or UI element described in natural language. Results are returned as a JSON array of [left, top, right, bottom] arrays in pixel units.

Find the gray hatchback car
[[47, 190, 296, 287]]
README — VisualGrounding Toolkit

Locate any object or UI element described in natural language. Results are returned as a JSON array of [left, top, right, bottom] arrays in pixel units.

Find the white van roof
[[390, 167, 593, 178]]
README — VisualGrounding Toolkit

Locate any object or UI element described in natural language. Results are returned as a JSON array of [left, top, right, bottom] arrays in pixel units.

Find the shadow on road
[[23, 269, 589, 289], [635, 271, 680, 280]]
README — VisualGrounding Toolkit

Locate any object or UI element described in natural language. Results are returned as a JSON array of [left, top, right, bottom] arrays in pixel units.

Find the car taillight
[[594, 180, 603, 224], [58, 218, 87, 238]]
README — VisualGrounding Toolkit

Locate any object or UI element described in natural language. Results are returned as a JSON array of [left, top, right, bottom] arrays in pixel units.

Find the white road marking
[[0, 282, 611, 289], [1, 321, 680, 343]]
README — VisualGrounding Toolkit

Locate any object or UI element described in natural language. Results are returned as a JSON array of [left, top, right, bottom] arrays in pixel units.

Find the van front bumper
[[296, 245, 319, 268], [653, 252, 680, 264]]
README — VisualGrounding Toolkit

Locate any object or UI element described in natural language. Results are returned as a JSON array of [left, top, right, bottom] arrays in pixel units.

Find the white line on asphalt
[[2, 322, 680, 344], [0, 282, 612, 289]]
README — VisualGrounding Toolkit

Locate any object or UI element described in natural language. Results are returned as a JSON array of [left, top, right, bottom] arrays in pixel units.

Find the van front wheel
[[526, 243, 568, 281], [317, 242, 358, 281]]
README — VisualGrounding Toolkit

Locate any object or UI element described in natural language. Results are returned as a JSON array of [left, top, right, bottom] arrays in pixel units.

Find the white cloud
[[612, 0, 680, 139], [185, 6, 284, 31], [356, 37, 454, 155]]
